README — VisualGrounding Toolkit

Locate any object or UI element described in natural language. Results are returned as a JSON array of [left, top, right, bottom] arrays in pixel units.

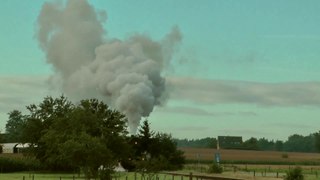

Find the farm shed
[[1, 143, 30, 153]]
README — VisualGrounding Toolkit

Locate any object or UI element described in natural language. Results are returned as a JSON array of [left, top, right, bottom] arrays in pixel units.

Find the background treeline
[[175, 132, 320, 153]]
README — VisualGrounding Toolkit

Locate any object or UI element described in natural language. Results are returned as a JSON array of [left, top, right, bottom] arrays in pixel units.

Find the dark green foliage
[[314, 131, 320, 152], [5, 96, 185, 176], [12, 96, 129, 179], [208, 163, 223, 174], [151, 133, 185, 170], [285, 167, 304, 180], [175, 132, 320, 153], [257, 138, 274, 151], [175, 137, 217, 148], [284, 134, 315, 152], [242, 137, 259, 150], [136, 120, 154, 156], [274, 140, 284, 151], [132, 120, 185, 172], [5, 110, 25, 142], [0, 157, 41, 172]]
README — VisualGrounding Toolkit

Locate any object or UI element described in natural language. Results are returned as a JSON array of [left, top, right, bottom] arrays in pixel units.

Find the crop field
[[180, 147, 320, 179], [179, 147, 320, 163]]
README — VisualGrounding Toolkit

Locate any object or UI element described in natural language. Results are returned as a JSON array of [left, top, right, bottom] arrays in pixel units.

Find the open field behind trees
[[180, 147, 320, 179], [180, 147, 320, 163]]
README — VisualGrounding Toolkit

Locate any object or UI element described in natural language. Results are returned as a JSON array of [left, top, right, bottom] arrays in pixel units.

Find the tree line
[[2, 96, 185, 180], [175, 133, 320, 153]]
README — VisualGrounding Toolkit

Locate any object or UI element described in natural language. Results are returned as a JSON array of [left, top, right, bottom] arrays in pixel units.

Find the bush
[[285, 167, 304, 180], [0, 157, 41, 172], [282, 153, 289, 158], [208, 163, 223, 174]]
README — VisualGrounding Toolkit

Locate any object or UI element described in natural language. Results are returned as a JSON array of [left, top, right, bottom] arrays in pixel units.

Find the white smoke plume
[[36, 0, 182, 134]]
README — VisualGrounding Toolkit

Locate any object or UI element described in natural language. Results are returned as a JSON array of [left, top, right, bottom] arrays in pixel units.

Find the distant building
[[217, 136, 243, 149], [1, 143, 30, 153]]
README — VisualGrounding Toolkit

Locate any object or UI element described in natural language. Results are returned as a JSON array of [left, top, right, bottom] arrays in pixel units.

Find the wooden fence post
[[189, 172, 193, 180], [253, 170, 255, 177]]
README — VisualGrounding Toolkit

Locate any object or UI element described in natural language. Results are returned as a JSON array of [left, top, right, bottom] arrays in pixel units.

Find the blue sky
[[1, 0, 320, 140]]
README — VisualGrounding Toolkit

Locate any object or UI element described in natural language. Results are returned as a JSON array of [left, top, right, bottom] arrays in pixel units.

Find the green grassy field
[[0, 172, 167, 180], [0, 172, 80, 180], [0, 170, 319, 180]]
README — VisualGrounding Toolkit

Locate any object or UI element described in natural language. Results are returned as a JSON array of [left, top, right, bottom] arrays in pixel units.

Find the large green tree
[[243, 137, 259, 150], [21, 96, 129, 180], [5, 110, 25, 142], [315, 131, 320, 152], [133, 120, 185, 172]]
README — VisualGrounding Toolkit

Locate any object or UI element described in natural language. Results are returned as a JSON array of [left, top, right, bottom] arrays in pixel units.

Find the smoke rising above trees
[[36, 0, 182, 133]]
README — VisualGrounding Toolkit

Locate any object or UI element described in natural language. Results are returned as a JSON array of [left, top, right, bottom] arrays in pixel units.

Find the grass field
[[0, 173, 83, 180]]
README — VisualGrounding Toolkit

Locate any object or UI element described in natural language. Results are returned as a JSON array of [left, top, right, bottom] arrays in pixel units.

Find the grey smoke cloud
[[36, 0, 182, 133]]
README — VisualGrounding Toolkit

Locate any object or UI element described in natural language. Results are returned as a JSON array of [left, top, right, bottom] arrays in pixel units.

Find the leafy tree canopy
[[127, 120, 185, 172], [12, 96, 129, 179], [5, 110, 25, 142]]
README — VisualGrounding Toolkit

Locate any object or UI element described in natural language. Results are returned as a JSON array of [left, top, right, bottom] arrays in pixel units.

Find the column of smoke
[[36, 0, 182, 134]]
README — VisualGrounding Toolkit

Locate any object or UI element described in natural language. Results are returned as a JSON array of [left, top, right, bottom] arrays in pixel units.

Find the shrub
[[282, 153, 289, 158], [0, 157, 41, 172], [208, 163, 223, 174], [285, 166, 304, 180]]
